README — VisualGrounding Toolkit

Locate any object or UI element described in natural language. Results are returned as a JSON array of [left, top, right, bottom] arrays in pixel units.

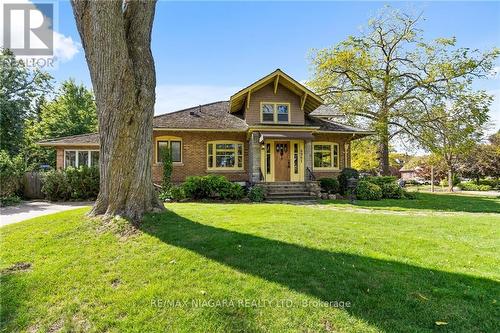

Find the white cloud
[[0, 0, 80, 67], [155, 84, 241, 115]]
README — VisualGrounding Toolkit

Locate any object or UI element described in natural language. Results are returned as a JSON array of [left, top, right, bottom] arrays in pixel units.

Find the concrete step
[[267, 191, 311, 196], [266, 195, 318, 201]]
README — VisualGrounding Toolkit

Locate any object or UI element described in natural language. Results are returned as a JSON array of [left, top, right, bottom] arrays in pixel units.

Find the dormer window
[[261, 102, 290, 123], [262, 104, 274, 122]]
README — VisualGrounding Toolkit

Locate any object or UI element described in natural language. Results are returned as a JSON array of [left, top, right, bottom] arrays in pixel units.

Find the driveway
[[0, 201, 92, 227]]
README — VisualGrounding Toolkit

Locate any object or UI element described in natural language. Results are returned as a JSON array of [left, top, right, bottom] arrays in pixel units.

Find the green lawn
[[1, 197, 499, 332], [321, 192, 500, 213]]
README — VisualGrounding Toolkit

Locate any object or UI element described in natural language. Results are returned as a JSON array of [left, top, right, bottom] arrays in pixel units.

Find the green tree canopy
[[24, 80, 97, 168], [308, 7, 499, 175], [0, 48, 53, 155]]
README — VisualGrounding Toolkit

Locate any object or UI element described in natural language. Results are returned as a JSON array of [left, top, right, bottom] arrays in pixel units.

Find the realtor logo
[[3, 3, 53, 56]]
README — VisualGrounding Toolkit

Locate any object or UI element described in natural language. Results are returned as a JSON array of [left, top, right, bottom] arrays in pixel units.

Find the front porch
[[247, 131, 350, 184]]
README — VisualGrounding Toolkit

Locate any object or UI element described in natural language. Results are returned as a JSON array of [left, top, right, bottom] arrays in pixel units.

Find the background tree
[[0, 48, 52, 155], [351, 138, 410, 175], [458, 131, 500, 182], [309, 8, 499, 175], [409, 92, 491, 191], [23, 80, 98, 168], [71, 0, 164, 222]]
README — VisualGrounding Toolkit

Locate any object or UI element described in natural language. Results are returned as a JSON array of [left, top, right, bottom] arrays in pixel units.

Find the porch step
[[256, 181, 320, 201]]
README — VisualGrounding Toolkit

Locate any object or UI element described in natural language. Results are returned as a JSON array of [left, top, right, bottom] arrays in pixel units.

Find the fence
[[23, 171, 44, 199]]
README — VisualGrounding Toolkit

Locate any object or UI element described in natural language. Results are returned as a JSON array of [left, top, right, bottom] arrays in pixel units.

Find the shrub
[[158, 185, 186, 201], [0, 150, 25, 199], [356, 180, 382, 200], [319, 178, 340, 194], [220, 183, 245, 200], [248, 186, 265, 202], [458, 182, 492, 191], [338, 168, 359, 195], [364, 176, 397, 187], [42, 166, 99, 201], [380, 182, 405, 199], [182, 175, 244, 200], [66, 166, 99, 199], [42, 169, 71, 200]]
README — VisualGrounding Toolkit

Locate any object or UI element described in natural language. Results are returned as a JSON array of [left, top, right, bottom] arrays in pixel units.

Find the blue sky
[[25, 1, 500, 131]]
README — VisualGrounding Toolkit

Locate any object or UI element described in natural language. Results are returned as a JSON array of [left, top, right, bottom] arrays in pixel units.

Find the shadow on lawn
[[320, 192, 500, 213], [142, 210, 499, 332]]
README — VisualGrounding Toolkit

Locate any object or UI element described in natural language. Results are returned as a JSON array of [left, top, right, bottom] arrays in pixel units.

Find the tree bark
[[376, 111, 391, 176], [447, 169, 454, 192], [71, 0, 164, 223]]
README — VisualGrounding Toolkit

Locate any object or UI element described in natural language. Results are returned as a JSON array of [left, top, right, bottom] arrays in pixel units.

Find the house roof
[[229, 69, 323, 114], [37, 101, 373, 146], [153, 101, 247, 131], [305, 115, 374, 135], [38, 132, 99, 146], [309, 105, 344, 118]]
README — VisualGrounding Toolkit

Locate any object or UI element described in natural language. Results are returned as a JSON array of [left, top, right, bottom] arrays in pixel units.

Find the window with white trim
[[207, 141, 243, 170], [261, 102, 290, 123], [313, 142, 339, 169], [64, 150, 99, 168], [156, 139, 182, 163]]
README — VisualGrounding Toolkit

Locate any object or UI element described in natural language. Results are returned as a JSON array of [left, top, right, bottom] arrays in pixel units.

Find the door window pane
[[65, 151, 76, 168]]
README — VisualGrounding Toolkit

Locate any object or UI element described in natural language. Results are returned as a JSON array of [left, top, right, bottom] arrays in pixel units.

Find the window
[[265, 143, 271, 174], [156, 139, 182, 163], [277, 104, 289, 122], [261, 102, 290, 123], [313, 143, 339, 169], [262, 104, 274, 122], [64, 150, 99, 168], [207, 141, 244, 170]]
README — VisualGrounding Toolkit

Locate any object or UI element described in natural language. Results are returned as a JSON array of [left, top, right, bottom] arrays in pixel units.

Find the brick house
[[39, 69, 373, 195]]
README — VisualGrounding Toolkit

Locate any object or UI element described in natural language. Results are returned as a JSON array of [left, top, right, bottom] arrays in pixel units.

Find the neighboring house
[[38, 69, 373, 187], [399, 166, 422, 180]]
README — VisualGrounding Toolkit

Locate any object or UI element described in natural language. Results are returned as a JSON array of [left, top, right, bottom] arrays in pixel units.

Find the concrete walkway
[[0, 201, 92, 227]]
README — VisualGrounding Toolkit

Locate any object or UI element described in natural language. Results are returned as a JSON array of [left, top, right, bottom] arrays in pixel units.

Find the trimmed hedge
[[356, 181, 382, 200], [182, 175, 245, 200], [458, 182, 492, 191], [42, 166, 99, 201]]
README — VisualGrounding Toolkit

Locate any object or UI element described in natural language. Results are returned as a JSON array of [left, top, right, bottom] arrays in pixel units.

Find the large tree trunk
[[72, 0, 164, 222], [447, 169, 454, 192], [376, 113, 391, 176]]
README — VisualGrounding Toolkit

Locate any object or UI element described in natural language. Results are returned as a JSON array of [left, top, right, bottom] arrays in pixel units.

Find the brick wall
[[152, 130, 249, 183]]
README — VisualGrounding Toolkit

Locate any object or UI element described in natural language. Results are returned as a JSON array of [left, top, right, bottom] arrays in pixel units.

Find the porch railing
[[306, 167, 316, 181]]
